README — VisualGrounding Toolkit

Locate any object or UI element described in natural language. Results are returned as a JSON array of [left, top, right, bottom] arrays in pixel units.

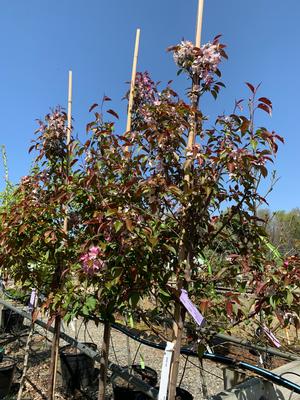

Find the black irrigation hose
[[3, 282, 299, 361], [110, 321, 300, 395], [1, 295, 300, 396]]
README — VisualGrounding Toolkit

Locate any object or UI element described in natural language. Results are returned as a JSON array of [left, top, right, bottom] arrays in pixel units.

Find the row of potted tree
[[0, 34, 299, 400]]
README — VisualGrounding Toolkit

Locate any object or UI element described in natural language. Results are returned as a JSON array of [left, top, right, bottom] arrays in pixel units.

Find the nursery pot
[[112, 365, 158, 400], [175, 387, 193, 400], [0, 356, 17, 398], [59, 342, 97, 395], [2, 308, 24, 334], [132, 364, 158, 387]]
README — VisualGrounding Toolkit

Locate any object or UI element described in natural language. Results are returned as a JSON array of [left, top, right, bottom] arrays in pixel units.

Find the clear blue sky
[[0, 0, 298, 211]]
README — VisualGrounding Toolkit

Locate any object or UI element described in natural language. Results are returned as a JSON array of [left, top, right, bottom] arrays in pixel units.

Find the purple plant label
[[180, 289, 205, 327], [28, 288, 37, 311], [262, 325, 281, 348]]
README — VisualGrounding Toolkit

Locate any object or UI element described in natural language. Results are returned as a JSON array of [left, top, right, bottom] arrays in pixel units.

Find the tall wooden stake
[[126, 28, 140, 133], [187, 0, 204, 151], [125, 28, 141, 152], [48, 70, 73, 400], [195, 0, 204, 48], [168, 2, 204, 399]]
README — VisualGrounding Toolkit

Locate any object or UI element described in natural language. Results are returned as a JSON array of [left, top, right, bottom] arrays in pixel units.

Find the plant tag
[[262, 325, 281, 348], [180, 289, 205, 327], [28, 288, 37, 311], [206, 344, 213, 354], [158, 342, 175, 400]]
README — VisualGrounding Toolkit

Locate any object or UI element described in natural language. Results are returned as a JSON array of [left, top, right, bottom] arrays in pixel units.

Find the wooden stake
[[125, 28, 141, 150], [186, 0, 205, 152], [98, 322, 111, 400], [168, 2, 205, 399], [195, 0, 204, 48], [285, 326, 291, 345], [63, 70, 73, 234], [67, 70, 73, 144], [48, 71, 73, 400]]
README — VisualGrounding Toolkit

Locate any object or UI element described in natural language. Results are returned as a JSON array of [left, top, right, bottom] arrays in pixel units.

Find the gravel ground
[[3, 316, 226, 399]]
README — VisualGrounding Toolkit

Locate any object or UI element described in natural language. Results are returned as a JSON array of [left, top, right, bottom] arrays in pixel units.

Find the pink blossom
[[80, 246, 105, 276], [173, 41, 222, 86], [89, 246, 100, 257]]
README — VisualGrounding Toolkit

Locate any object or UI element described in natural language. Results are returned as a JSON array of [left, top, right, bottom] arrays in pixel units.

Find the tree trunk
[[47, 315, 61, 400], [168, 303, 185, 400], [98, 321, 111, 400]]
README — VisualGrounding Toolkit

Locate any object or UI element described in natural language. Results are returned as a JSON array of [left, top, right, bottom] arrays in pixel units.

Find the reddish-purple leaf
[[274, 134, 284, 144], [107, 109, 119, 119], [213, 34, 222, 43], [258, 97, 272, 107], [240, 118, 250, 134], [89, 103, 98, 112], [245, 82, 256, 94], [226, 301, 233, 318], [103, 95, 112, 102], [258, 103, 272, 116]]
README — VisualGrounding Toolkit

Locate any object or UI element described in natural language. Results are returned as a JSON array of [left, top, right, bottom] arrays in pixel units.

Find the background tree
[[258, 208, 300, 255]]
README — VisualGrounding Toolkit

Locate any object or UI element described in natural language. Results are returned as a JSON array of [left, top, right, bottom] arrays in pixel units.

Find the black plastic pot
[[175, 387, 193, 400], [132, 364, 158, 387], [59, 342, 97, 395], [113, 384, 137, 400], [112, 365, 158, 400], [2, 308, 24, 334], [0, 356, 17, 398]]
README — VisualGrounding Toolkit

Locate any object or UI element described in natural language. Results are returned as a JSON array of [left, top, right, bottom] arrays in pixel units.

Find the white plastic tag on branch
[[158, 342, 175, 400], [28, 288, 37, 312]]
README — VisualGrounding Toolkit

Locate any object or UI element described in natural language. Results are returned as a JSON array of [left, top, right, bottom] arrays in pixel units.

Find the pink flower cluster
[[80, 246, 105, 275], [173, 40, 195, 69], [134, 72, 156, 105], [173, 41, 222, 85], [39, 107, 68, 159]]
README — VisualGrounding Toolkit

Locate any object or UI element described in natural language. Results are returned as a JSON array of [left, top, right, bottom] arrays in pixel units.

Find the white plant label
[[158, 341, 175, 400]]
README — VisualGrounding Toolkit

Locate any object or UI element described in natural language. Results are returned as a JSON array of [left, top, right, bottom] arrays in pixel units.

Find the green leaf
[[82, 305, 89, 316], [198, 343, 206, 359], [129, 314, 134, 328], [129, 292, 140, 308], [270, 296, 276, 309], [260, 236, 282, 261], [287, 292, 293, 306], [114, 220, 123, 233], [163, 244, 177, 256], [85, 296, 96, 311], [159, 288, 171, 299], [140, 354, 145, 370], [250, 139, 258, 150]]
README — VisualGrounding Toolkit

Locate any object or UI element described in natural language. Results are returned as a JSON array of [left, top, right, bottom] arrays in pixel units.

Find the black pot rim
[[60, 342, 97, 356]]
